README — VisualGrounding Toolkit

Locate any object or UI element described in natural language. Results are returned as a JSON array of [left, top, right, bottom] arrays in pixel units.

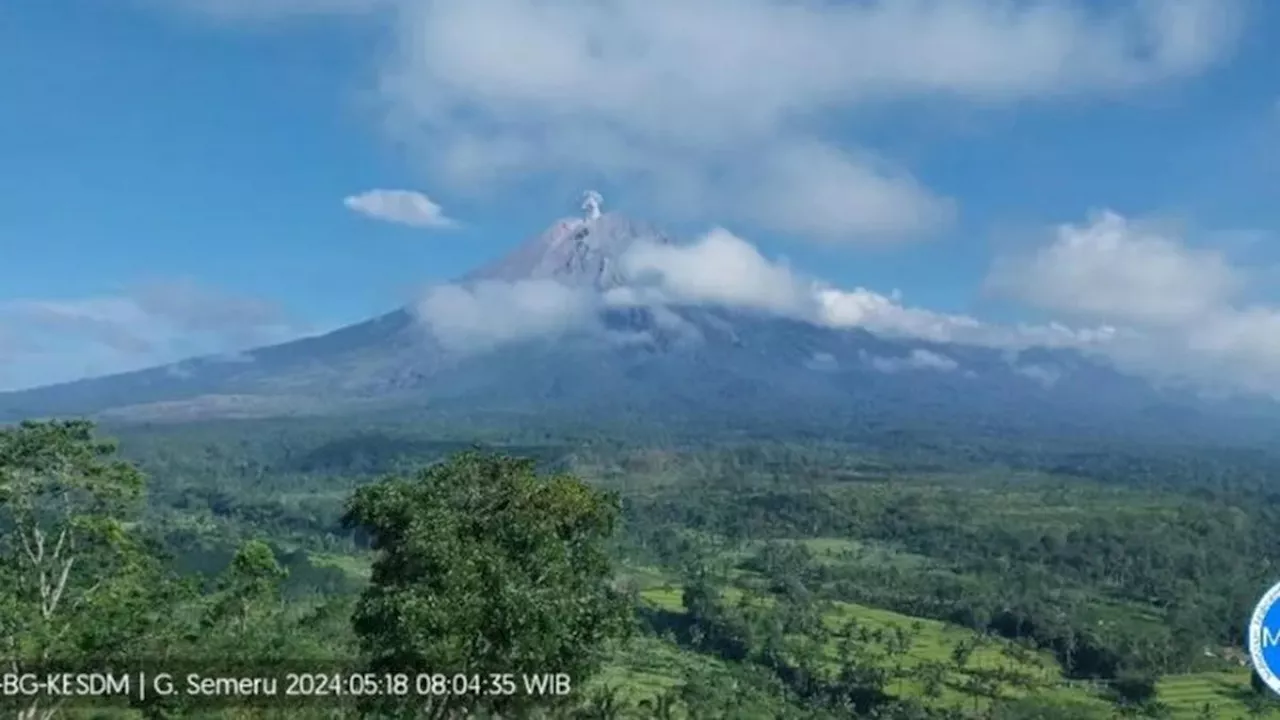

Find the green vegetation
[[344, 451, 632, 718], [5, 416, 1280, 718]]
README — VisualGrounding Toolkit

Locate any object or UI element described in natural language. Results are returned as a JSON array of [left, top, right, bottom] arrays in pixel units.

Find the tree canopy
[[343, 450, 632, 718]]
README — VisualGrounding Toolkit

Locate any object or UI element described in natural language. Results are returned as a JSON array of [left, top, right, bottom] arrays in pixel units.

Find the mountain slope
[[1, 202, 1273, 445]]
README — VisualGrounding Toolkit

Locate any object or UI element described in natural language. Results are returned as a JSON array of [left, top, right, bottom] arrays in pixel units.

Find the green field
[[291, 492, 1271, 718], [22, 419, 1280, 719], [621, 561, 1265, 718]]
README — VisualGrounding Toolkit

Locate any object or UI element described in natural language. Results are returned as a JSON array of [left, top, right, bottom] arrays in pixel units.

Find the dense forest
[[4, 415, 1280, 718]]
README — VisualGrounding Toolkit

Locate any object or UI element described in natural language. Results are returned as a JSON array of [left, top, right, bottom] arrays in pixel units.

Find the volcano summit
[[0, 194, 1269, 445]]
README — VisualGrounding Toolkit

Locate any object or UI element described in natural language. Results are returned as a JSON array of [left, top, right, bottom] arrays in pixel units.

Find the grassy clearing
[[1158, 671, 1261, 719], [735, 536, 933, 567], [316, 551, 1262, 717], [594, 635, 736, 701], [638, 577, 1073, 712], [798, 536, 935, 570], [310, 552, 372, 580], [635, 571, 1263, 717], [593, 622, 810, 718], [639, 586, 684, 613], [819, 599, 1071, 711]]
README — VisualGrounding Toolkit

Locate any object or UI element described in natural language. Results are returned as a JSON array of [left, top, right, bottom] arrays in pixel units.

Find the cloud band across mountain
[[411, 221, 1114, 359], [409, 211, 1280, 399]]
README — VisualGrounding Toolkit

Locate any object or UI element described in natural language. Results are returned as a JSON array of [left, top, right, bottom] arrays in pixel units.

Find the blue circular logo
[[1249, 581, 1280, 695]]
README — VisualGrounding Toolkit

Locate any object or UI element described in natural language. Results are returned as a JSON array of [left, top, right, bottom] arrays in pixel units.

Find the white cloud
[[417, 225, 1114, 361], [817, 287, 980, 343], [0, 281, 308, 391], [815, 285, 1117, 351], [370, 0, 1241, 241], [616, 227, 1115, 353], [413, 279, 597, 354], [344, 189, 457, 229], [164, 0, 1244, 240], [989, 211, 1280, 396], [608, 226, 1105, 353], [988, 211, 1237, 326], [618, 228, 814, 315], [864, 348, 959, 374]]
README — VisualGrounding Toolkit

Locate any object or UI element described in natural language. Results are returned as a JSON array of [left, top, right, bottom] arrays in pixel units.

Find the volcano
[[0, 193, 1270, 445]]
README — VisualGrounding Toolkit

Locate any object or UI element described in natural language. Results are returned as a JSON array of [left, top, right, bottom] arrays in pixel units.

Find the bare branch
[[17, 528, 39, 567], [44, 557, 76, 619], [51, 528, 67, 563]]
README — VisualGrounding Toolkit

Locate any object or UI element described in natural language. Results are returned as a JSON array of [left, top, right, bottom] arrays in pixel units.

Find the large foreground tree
[[344, 451, 632, 719], [0, 420, 180, 719]]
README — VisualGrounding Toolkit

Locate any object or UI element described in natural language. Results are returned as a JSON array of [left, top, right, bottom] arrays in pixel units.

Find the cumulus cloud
[[344, 189, 457, 229], [0, 281, 308, 391], [294, 0, 1238, 242], [817, 287, 987, 344], [396, 1, 1238, 238], [616, 227, 1114, 352], [162, 0, 1245, 241], [618, 228, 814, 315], [864, 349, 960, 374], [413, 279, 597, 354], [414, 225, 1115, 360], [988, 212, 1238, 326], [989, 211, 1280, 396]]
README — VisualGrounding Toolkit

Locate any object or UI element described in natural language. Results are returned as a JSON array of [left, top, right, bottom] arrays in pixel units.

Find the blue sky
[[1, 0, 1277, 393]]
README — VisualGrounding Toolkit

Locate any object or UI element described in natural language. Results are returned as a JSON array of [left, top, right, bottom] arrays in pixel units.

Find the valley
[[6, 416, 1264, 718]]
